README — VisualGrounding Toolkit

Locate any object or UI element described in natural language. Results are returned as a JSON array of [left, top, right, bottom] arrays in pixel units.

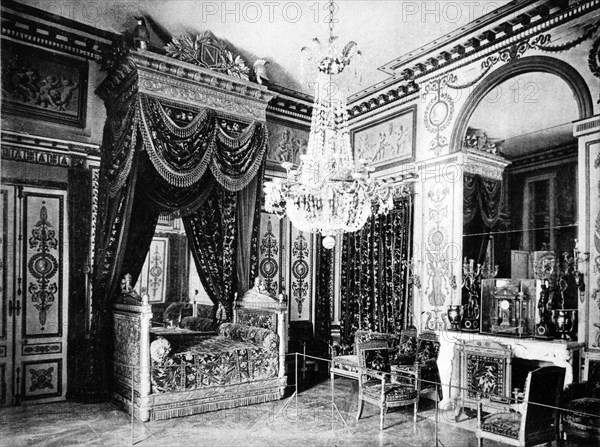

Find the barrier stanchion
[[273, 352, 298, 420], [107, 358, 156, 446]]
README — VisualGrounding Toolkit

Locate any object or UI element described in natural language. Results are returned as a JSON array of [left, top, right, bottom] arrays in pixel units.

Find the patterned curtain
[[314, 235, 333, 357], [183, 186, 237, 321], [339, 197, 413, 348], [86, 67, 268, 400]]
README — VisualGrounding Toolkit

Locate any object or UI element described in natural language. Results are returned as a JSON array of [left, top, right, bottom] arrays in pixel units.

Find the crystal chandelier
[[264, 0, 412, 249]]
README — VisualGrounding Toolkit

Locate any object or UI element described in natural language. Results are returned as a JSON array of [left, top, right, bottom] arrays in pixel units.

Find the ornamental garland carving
[[448, 23, 600, 92], [422, 75, 455, 155], [422, 186, 454, 331]]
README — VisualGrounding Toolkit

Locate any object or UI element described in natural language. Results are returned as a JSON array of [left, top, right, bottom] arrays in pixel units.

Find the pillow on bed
[[150, 337, 171, 363], [180, 316, 215, 332]]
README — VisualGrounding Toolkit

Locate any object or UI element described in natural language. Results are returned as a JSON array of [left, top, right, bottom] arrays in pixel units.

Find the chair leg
[[356, 398, 364, 421], [413, 400, 418, 425]]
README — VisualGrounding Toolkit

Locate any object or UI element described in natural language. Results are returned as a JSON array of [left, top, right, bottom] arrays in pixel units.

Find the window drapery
[[463, 174, 507, 265], [339, 197, 413, 348], [88, 78, 267, 399]]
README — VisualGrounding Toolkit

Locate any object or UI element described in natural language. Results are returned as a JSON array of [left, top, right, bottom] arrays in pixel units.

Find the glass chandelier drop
[[264, 0, 407, 249]]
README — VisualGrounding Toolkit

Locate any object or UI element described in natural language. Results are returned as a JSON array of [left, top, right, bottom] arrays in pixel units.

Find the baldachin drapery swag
[[339, 196, 413, 349], [87, 62, 268, 399]]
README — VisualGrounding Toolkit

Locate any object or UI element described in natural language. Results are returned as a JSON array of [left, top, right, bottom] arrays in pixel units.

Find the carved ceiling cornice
[[266, 84, 313, 124], [98, 51, 276, 122], [0, 0, 118, 62], [348, 0, 599, 119]]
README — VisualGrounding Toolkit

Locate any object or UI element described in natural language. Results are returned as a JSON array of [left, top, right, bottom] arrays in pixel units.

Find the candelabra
[[458, 258, 498, 331], [551, 240, 587, 340]]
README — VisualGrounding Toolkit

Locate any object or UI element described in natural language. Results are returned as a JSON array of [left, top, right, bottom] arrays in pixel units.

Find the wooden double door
[[0, 184, 69, 405]]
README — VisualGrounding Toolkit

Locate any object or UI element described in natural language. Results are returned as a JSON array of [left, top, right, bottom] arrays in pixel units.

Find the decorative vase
[[552, 309, 577, 340], [447, 305, 462, 331]]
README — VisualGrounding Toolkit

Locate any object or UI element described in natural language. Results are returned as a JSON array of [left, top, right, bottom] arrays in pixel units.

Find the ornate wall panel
[[0, 185, 70, 406], [258, 213, 285, 298], [21, 359, 62, 400], [420, 179, 458, 332], [22, 192, 64, 337], [135, 237, 169, 303], [289, 226, 313, 322]]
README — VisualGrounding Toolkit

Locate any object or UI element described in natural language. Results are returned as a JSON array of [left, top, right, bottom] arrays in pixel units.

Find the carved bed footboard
[[111, 292, 288, 422], [111, 297, 153, 421]]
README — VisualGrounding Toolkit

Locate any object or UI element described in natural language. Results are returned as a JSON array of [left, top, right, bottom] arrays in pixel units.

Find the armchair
[[392, 331, 442, 400], [330, 330, 398, 382], [561, 351, 600, 446], [356, 340, 420, 431], [476, 366, 565, 447]]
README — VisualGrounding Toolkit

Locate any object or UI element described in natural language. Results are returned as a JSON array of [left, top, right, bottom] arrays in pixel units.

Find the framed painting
[[351, 105, 416, 170], [265, 118, 310, 170], [1, 39, 88, 128]]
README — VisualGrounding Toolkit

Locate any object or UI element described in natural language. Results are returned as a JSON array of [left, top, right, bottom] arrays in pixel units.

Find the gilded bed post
[[139, 293, 152, 421]]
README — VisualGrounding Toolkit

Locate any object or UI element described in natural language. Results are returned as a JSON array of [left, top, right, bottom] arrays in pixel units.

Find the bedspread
[[151, 323, 279, 393]]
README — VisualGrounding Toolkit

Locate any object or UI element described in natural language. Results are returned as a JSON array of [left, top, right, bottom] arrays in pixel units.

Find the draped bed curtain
[[87, 67, 267, 398], [339, 196, 413, 349], [463, 174, 506, 265]]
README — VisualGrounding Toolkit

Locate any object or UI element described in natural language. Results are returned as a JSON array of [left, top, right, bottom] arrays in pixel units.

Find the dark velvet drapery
[[339, 197, 413, 348], [87, 69, 268, 398], [463, 174, 505, 265]]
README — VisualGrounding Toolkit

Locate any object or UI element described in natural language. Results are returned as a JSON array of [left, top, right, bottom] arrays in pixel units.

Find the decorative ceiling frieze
[[347, 0, 599, 119]]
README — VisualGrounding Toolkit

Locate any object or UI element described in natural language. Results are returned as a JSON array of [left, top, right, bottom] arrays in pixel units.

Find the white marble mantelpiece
[[438, 330, 584, 409]]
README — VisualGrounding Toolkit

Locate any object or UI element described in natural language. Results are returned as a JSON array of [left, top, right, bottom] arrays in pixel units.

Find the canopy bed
[[112, 279, 287, 421], [90, 49, 284, 417]]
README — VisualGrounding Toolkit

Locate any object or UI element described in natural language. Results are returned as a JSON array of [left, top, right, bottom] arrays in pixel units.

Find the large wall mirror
[[460, 70, 581, 335]]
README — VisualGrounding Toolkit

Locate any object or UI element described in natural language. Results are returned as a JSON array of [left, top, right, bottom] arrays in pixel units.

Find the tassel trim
[[149, 390, 282, 421], [210, 124, 269, 192], [138, 96, 213, 188]]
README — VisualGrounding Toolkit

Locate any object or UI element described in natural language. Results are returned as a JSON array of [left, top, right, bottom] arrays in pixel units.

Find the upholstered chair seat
[[480, 412, 521, 439]]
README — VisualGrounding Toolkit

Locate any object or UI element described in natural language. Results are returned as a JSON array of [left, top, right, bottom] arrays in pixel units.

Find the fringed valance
[[105, 93, 268, 195]]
